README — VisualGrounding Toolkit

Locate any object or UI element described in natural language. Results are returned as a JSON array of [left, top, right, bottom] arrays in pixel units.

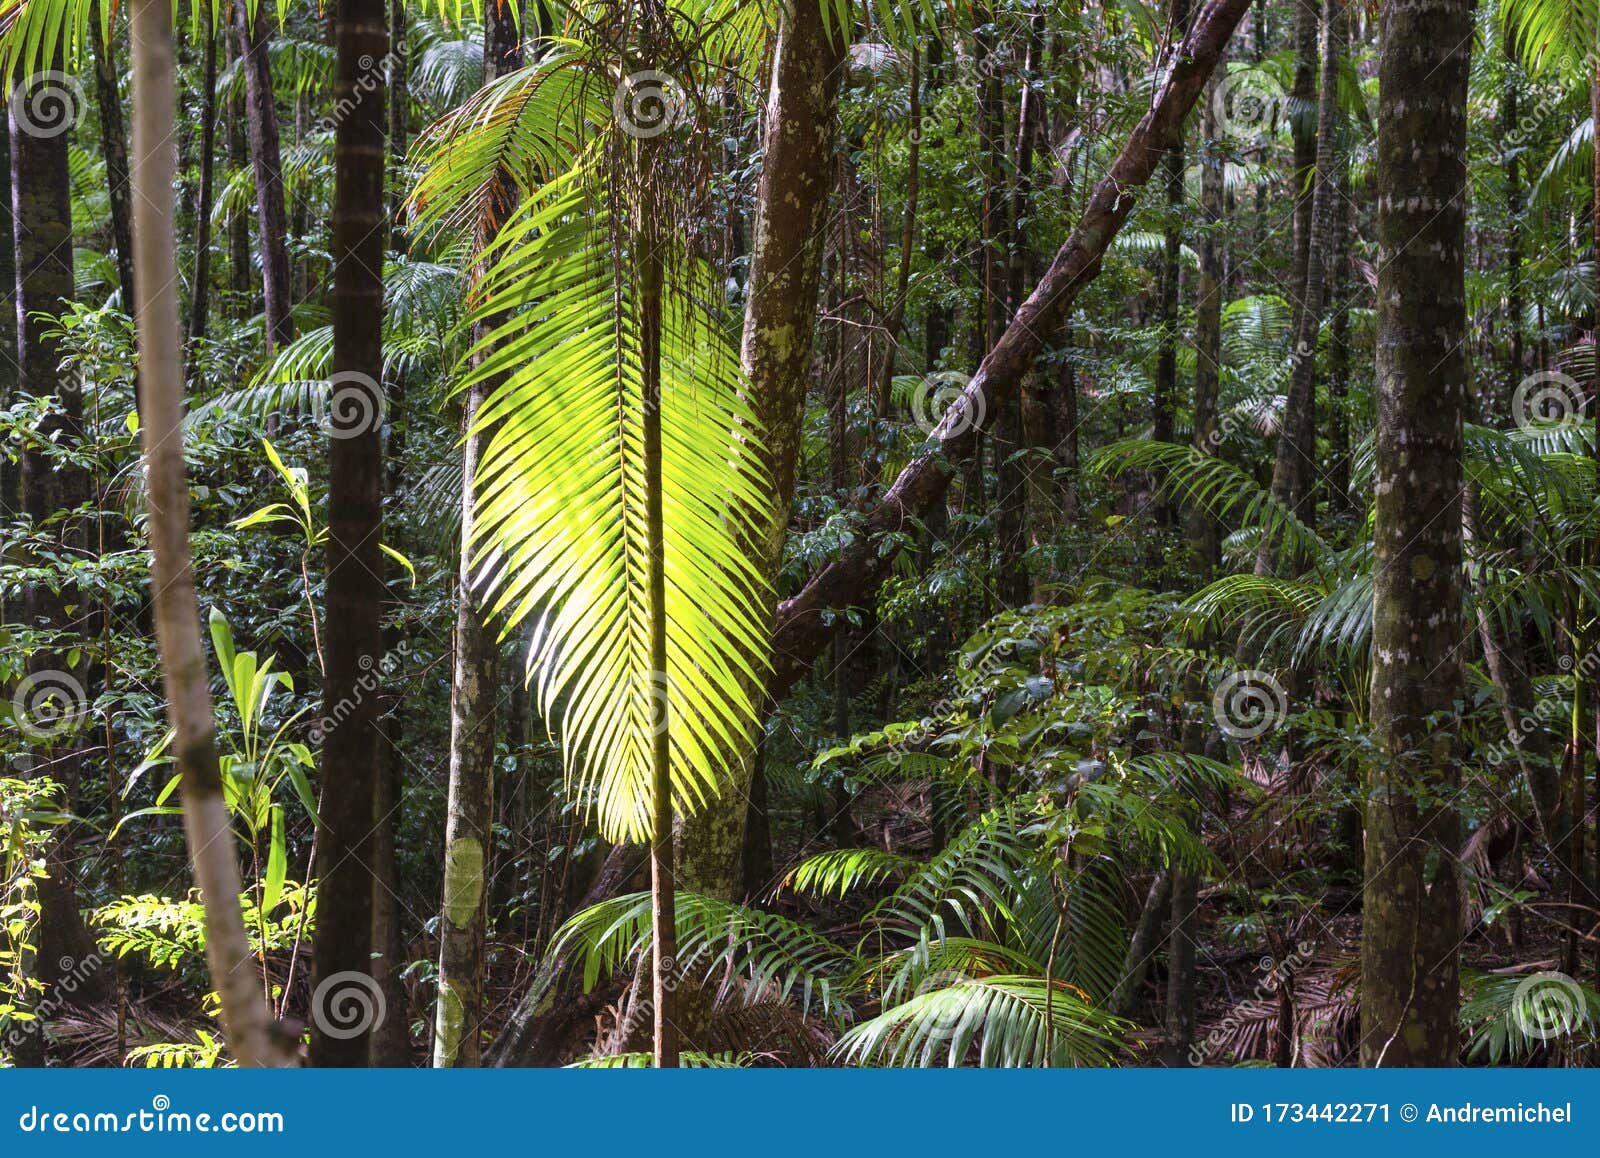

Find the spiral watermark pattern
[[11, 71, 87, 139], [1212, 669, 1288, 741], [1212, 68, 1284, 141], [613, 70, 688, 138], [1512, 370, 1586, 429], [12, 670, 89, 740], [634, 669, 676, 736], [912, 968, 974, 1035], [1511, 971, 1585, 1042], [911, 370, 984, 439], [320, 370, 385, 439], [310, 971, 386, 1040]]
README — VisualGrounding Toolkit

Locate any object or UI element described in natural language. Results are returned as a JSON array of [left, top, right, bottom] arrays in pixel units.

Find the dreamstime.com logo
[[911, 370, 984, 440], [1211, 66, 1284, 143], [1512, 369, 1587, 430], [10, 669, 89, 741], [310, 970, 386, 1040], [613, 70, 689, 138], [1190, 940, 1317, 1066], [10, 71, 86, 139], [307, 641, 409, 743], [16, 1095, 284, 1134], [3, 954, 103, 1052], [1212, 668, 1288, 741], [315, 370, 386, 439], [1511, 971, 1590, 1043]]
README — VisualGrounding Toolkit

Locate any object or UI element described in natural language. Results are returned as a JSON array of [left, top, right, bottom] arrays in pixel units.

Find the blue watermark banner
[[1, 1068, 1595, 1155]]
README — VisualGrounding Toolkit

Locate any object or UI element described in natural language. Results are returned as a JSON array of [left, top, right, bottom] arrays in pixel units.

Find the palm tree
[[235, 0, 294, 355], [125, 0, 295, 1068], [412, 2, 774, 1065], [310, 0, 389, 1069], [433, 0, 522, 1070]]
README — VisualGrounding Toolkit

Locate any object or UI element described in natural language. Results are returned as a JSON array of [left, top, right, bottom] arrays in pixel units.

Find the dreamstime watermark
[[1189, 939, 1316, 1066], [10, 670, 89, 741], [613, 70, 689, 138], [1511, 970, 1588, 1043], [307, 641, 409, 744], [1212, 669, 1289, 741], [910, 370, 984, 440], [1484, 639, 1600, 767], [634, 669, 676, 737], [1511, 369, 1587, 429], [317, 53, 398, 135], [10, 71, 86, 139], [4, 953, 104, 1051], [309, 970, 385, 1040], [315, 370, 386, 439], [1211, 67, 1285, 143], [609, 951, 687, 1047]]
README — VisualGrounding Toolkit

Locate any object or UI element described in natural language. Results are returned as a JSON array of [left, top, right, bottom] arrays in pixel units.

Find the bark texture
[[129, 0, 296, 1068], [676, 0, 846, 899], [310, 0, 388, 1068], [1360, 0, 1472, 1069], [433, 0, 520, 1068], [235, 0, 294, 353]]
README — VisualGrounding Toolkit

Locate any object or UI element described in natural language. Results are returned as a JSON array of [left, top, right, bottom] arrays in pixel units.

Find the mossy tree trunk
[[433, 0, 521, 1068], [1360, 0, 1472, 1069]]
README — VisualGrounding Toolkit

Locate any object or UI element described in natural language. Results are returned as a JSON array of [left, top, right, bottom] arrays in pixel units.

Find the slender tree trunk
[[129, 0, 296, 1069], [310, 0, 388, 1068], [235, 0, 294, 353], [677, 0, 846, 899], [1153, 0, 1189, 454], [226, 16, 252, 311], [188, 0, 219, 352], [1502, 25, 1523, 403], [1287, 0, 1317, 330], [640, 231, 678, 1068], [1360, 0, 1471, 1069], [388, 0, 408, 248], [433, 0, 520, 1068], [91, 1, 136, 304], [1259, 0, 1342, 567]]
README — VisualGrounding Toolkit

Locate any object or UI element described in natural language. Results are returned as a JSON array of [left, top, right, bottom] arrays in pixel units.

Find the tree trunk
[[1259, 0, 1342, 566], [226, 16, 252, 311], [1360, 0, 1471, 1069], [388, 0, 408, 248], [188, 0, 219, 352], [1286, 0, 1317, 336], [129, 0, 296, 1069], [310, 0, 388, 1068], [91, 1, 136, 304], [769, 0, 1254, 698], [433, 0, 520, 1068], [1502, 25, 1523, 403], [677, 0, 847, 900], [10, 36, 110, 1064], [235, 0, 294, 354]]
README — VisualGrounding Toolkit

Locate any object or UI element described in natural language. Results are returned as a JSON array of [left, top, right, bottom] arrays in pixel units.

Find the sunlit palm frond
[[549, 891, 860, 1018], [833, 974, 1127, 1067], [459, 168, 769, 841]]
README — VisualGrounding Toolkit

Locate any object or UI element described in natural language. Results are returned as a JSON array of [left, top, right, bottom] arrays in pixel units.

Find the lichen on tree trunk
[[1360, 0, 1472, 1069]]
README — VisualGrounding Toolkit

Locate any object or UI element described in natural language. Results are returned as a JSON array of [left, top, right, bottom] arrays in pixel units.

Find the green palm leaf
[[458, 167, 770, 842], [833, 974, 1128, 1068]]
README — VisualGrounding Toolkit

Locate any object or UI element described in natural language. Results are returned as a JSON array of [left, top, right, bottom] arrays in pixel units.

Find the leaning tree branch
[[769, 0, 1254, 696]]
